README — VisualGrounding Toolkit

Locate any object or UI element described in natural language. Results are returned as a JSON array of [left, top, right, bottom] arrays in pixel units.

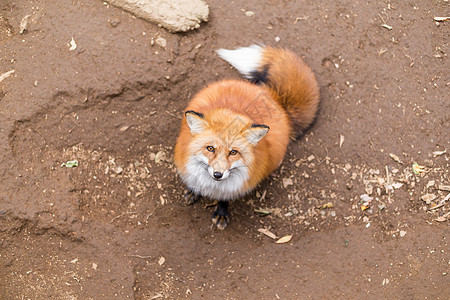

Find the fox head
[[184, 109, 269, 191]]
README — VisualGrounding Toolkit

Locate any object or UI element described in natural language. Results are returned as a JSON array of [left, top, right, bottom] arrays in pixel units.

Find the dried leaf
[[339, 134, 345, 147], [245, 11, 255, 17], [360, 194, 373, 202], [20, 15, 31, 34], [0, 70, 15, 83], [421, 193, 436, 204], [365, 185, 373, 195], [158, 256, 165, 266], [432, 149, 446, 156], [392, 182, 403, 189], [69, 37, 77, 51], [113, 166, 123, 174], [254, 208, 271, 216], [389, 153, 403, 164], [276, 235, 293, 244], [119, 125, 130, 132], [361, 205, 370, 211], [258, 228, 277, 240], [434, 17, 450, 22], [317, 202, 334, 209], [438, 185, 450, 191]]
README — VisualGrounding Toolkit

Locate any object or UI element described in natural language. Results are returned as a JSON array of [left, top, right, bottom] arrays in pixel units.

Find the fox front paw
[[184, 188, 201, 204], [211, 201, 230, 230]]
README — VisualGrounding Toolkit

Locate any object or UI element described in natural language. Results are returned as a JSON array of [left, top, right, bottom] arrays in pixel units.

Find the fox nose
[[213, 172, 223, 179]]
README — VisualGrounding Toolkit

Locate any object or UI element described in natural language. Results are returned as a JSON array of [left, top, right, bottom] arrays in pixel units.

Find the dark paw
[[212, 211, 230, 230], [211, 201, 230, 230], [184, 188, 200, 204]]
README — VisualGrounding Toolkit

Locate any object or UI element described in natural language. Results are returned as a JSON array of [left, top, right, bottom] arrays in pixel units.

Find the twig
[[385, 166, 390, 194], [145, 205, 159, 224], [443, 193, 450, 202], [294, 16, 309, 24], [110, 211, 137, 223], [368, 137, 375, 149], [0, 70, 15, 82], [166, 110, 182, 119], [260, 190, 267, 202], [428, 193, 450, 211], [377, 14, 387, 24], [128, 254, 152, 259], [429, 202, 445, 211]]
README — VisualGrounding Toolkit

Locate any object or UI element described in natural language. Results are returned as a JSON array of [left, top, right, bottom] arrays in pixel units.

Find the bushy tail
[[216, 45, 320, 133]]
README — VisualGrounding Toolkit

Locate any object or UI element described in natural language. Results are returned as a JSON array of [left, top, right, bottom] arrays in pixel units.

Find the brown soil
[[1, 1, 449, 299]]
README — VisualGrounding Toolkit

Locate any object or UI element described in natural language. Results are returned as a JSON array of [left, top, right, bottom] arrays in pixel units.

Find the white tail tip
[[216, 45, 263, 79]]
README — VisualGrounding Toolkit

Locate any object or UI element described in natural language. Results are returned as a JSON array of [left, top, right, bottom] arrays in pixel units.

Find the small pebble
[[283, 178, 293, 188], [155, 37, 167, 48], [109, 19, 121, 27], [155, 151, 166, 163], [114, 166, 123, 174], [421, 193, 436, 204]]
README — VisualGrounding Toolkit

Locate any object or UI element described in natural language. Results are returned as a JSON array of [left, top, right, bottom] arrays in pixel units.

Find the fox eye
[[206, 146, 215, 152], [229, 149, 238, 156]]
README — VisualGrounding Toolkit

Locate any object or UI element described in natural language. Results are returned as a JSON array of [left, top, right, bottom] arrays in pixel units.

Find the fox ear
[[246, 124, 270, 145], [185, 110, 208, 134]]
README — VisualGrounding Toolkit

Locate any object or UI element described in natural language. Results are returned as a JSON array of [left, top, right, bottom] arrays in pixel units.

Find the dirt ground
[[0, 0, 449, 299]]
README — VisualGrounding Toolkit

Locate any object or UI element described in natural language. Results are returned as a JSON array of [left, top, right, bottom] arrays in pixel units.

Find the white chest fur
[[181, 154, 249, 201]]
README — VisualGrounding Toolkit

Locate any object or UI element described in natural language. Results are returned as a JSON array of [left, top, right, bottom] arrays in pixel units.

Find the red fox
[[174, 45, 320, 229]]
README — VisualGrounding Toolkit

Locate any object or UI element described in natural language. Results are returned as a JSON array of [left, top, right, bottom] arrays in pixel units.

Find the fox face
[[182, 110, 269, 200]]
